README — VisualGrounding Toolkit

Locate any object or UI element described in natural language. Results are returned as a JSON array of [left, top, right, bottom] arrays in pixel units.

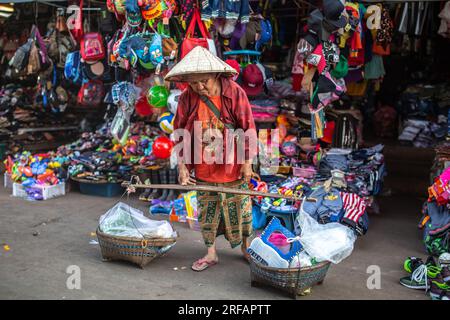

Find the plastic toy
[[158, 112, 174, 134], [281, 141, 297, 157], [152, 136, 173, 159], [135, 95, 153, 116], [147, 85, 169, 108]]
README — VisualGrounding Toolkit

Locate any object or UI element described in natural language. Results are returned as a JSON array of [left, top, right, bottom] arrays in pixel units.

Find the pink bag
[[268, 233, 291, 255], [80, 32, 105, 62]]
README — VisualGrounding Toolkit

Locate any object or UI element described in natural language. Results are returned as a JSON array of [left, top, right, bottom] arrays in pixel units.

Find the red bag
[[80, 32, 105, 62], [77, 80, 105, 107], [68, 0, 83, 43], [180, 9, 210, 58]]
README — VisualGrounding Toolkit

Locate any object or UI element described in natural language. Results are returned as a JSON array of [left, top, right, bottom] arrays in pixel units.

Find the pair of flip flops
[[191, 258, 218, 272]]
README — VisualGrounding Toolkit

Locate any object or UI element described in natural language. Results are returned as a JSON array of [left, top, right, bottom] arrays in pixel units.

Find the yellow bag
[[346, 80, 368, 97]]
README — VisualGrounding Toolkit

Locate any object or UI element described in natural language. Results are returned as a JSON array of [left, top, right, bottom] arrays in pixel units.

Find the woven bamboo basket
[[249, 259, 331, 299], [96, 228, 177, 269]]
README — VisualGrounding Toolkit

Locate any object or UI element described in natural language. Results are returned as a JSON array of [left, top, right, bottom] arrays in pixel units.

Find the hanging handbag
[[181, 9, 216, 58], [77, 80, 105, 107], [56, 11, 68, 33], [9, 39, 32, 72], [81, 32, 106, 62], [33, 25, 51, 71], [27, 41, 41, 75], [68, 0, 84, 43]]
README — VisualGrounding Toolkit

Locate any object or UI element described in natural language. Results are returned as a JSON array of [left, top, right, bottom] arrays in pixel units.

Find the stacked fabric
[[316, 144, 385, 198], [299, 184, 369, 237], [396, 84, 450, 148], [250, 99, 280, 122], [398, 119, 446, 148]]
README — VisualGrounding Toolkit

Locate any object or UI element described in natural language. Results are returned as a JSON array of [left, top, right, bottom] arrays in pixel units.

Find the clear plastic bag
[[297, 209, 356, 264], [99, 202, 177, 239]]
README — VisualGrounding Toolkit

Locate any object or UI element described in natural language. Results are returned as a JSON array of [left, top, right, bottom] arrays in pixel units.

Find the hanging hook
[[35, 1, 39, 26]]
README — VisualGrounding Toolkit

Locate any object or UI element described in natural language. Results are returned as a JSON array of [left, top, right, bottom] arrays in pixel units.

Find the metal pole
[[121, 182, 303, 201]]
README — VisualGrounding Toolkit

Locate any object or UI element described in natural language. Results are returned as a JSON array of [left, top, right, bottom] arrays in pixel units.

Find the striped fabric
[[340, 192, 367, 223]]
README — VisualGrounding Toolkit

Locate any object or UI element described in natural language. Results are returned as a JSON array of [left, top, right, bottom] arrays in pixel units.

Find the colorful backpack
[[80, 32, 105, 62], [77, 80, 105, 107], [64, 51, 83, 84]]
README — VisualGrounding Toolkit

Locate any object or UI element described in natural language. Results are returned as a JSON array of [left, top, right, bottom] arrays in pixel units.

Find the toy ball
[[281, 141, 297, 157], [167, 89, 182, 115], [158, 112, 174, 134], [147, 85, 169, 108], [152, 136, 174, 159], [135, 95, 153, 117]]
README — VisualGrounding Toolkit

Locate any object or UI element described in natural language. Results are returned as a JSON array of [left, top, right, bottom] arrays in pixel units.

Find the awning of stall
[[0, 1, 67, 3]]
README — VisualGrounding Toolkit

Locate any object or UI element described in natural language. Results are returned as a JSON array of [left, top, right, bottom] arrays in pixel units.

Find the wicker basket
[[249, 259, 331, 299], [270, 166, 291, 175], [96, 228, 177, 269]]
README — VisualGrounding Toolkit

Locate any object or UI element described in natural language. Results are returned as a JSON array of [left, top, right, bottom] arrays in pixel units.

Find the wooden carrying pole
[[121, 181, 302, 201]]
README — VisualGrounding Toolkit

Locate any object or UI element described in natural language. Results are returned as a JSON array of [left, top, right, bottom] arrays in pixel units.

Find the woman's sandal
[[191, 258, 218, 272]]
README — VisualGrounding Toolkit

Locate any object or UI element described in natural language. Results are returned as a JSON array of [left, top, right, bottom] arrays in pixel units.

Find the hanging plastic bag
[[296, 209, 356, 264], [99, 202, 177, 239]]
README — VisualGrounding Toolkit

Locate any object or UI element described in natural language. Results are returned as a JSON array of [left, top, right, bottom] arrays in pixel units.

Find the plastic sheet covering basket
[[249, 259, 331, 299], [96, 228, 177, 269]]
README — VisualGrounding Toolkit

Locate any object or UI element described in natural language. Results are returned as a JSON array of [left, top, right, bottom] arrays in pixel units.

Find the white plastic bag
[[289, 251, 313, 268], [297, 209, 356, 264], [99, 202, 177, 239]]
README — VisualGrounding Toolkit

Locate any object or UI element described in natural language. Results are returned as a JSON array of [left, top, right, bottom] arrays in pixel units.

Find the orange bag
[[372, 42, 391, 56]]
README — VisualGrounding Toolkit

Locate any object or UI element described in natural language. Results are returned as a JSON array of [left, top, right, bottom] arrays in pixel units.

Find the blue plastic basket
[[75, 179, 124, 197]]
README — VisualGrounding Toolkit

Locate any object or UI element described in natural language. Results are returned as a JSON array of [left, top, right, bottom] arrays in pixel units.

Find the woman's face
[[186, 74, 220, 97]]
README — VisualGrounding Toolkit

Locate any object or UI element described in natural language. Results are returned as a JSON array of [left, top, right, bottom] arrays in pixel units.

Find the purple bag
[[344, 68, 364, 83]]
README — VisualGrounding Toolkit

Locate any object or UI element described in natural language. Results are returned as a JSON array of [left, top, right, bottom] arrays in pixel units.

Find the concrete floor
[[0, 179, 430, 300]]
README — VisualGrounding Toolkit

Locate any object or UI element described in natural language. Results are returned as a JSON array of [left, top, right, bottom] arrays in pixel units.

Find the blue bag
[[252, 202, 267, 230], [64, 51, 83, 85], [260, 217, 303, 262]]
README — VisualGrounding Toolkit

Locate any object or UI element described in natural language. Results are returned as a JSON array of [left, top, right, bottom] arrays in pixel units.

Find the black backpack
[[9, 38, 33, 72], [332, 113, 358, 149]]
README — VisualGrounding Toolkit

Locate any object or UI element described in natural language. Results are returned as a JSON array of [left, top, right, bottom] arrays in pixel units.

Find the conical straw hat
[[165, 46, 238, 82]]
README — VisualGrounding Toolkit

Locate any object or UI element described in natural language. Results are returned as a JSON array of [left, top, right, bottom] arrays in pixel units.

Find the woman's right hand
[[178, 164, 196, 185]]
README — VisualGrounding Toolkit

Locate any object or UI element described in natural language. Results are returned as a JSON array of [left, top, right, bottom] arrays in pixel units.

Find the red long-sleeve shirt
[[173, 76, 257, 182]]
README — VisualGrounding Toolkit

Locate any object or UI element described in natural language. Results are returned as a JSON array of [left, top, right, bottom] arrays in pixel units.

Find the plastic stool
[[266, 209, 296, 232]]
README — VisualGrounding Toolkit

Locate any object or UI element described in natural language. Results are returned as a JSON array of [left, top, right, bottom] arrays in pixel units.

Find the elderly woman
[[165, 46, 256, 271]]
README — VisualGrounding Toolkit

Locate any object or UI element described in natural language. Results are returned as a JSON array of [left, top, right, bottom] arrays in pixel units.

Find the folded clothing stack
[[316, 145, 385, 198], [250, 99, 280, 122], [399, 119, 446, 148]]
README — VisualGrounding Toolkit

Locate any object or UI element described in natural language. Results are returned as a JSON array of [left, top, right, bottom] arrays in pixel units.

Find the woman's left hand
[[240, 163, 253, 183]]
